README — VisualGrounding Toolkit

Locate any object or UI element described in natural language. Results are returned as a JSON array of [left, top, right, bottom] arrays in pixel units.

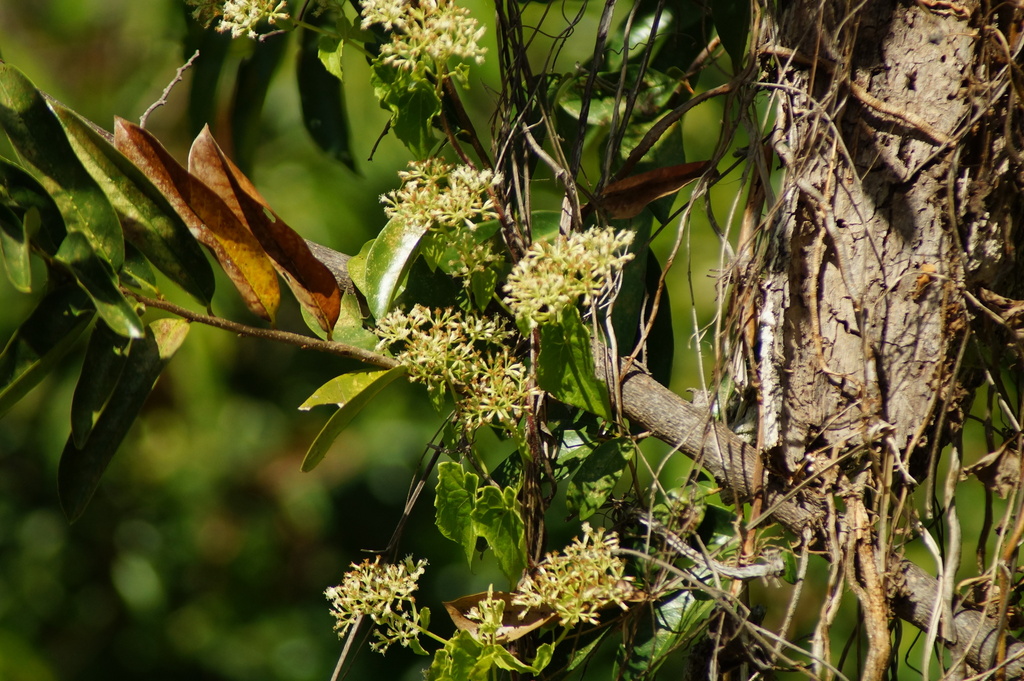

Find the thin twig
[[125, 290, 398, 369], [140, 50, 200, 128]]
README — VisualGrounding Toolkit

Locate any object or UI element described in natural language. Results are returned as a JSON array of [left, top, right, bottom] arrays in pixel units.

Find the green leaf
[[184, 20, 232, 138], [425, 630, 490, 681], [300, 366, 407, 471], [616, 591, 711, 680], [0, 285, 94, 417], [119, 242, 160, 296], [48, 102, 215, 305], [331, 294, 379, 349], [711, 0, 750, 74], [317, 34, 345, 81], [435, 462, 480, 564], [56, 231, 144, 339], [363, 218, 430, 319], [0, 63, 124, 268], [567, 437, 633, 520], [230, 32, 288, 174], [58, 318, 190, 522], [0, 154, 66, 255], [300, 24, 356, 170], [70, 321, 131, 448], [471, 484, 526, 584], [0, 203, 30, 291], [537, 307, 612, 421], [371, 63, 441, 158]]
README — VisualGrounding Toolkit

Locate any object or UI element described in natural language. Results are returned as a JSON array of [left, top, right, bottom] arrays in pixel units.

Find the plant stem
[[125, 290, 398, 370]]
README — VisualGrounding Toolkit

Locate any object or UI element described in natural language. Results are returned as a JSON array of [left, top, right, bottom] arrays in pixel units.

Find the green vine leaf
[[363, 218, 430, 319], [537, 306, 612, 421], [471, 484, 526, 584], [371, 63, 441, 158], [435, 462, 480, 564], [567, 437, 634, 520]]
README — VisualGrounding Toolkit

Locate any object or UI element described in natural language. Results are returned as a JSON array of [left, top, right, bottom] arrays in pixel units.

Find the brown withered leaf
[[188, 126, 341, 334], [113, 118, 280, 322], [443, 591, 556, 643], [963, 440, 1022, 499], [585, 160, 715, 220]]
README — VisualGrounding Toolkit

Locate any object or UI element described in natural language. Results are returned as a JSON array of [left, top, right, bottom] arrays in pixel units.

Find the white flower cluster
[[187, 0, 290, 39], [325, 556, 428, 654], [512, 524, 633, 627], [504, 227, 636, 329], [360, 0, 487, 72], [375, 305, 531, 429], [382, 159, 504, 285]]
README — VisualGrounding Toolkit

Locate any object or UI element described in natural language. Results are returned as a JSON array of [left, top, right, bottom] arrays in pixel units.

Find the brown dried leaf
[[188, 126, 341, 334], [963, 441, 1022, 499], [443, 591, 556, 643], [113, 118, 280, 322], [588, 160, 715, 220]]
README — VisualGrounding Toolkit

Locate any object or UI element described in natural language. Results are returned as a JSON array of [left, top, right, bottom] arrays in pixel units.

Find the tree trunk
[[742, 0, 1024, 676]]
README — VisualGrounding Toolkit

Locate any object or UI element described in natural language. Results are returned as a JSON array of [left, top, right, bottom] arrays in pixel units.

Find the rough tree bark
[[730, 0, 1024, 677]]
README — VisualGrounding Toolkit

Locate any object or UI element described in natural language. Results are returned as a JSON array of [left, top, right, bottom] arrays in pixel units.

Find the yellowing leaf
[[113, 118, 280, 322], [188, 126, 341, 334]]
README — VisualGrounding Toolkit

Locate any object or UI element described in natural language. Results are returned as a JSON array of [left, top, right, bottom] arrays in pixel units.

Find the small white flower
[[504, 228, 635, 328]]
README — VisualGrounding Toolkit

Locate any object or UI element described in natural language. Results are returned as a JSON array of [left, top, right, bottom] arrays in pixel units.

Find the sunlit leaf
[[331, 294, 379, 349], [363, 218, 430, 319], [54, 231, 144, 338], [471, 484, 526, 584], [300, 366, 407, 471], [48, 103, 216, 305], [70, 320, 130, 448], [435, 462, 479, 564], [58, 318, 190, 522], [113, 118, 280, 322], [188, 126, 342, 334], [0, 63, 123, 268], [0, 285, 94, 417], [567, 437, 633, 520], [537, 307, 612, 421]]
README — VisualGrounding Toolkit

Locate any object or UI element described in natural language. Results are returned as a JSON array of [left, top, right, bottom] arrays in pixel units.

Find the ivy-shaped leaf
[[371, 63, 441, 158], [537, 307, 612, 421], [471, 484, 526, 584], [435, 462, 480, 564], [567, 437, 634, 520]]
